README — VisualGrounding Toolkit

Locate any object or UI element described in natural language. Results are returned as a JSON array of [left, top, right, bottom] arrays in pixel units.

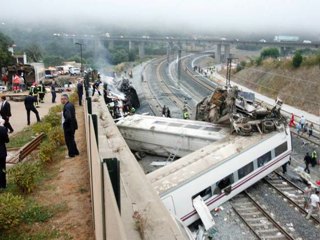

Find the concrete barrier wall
[[84, 99, 127, 240], [91, 99, 187, 240]]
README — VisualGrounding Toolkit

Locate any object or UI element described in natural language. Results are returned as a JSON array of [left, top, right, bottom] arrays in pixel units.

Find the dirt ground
[[33, 105, 94, 239]]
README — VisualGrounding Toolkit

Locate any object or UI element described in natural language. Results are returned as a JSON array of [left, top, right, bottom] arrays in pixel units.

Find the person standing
[[303, 183, 313, 210], [77, 80, 83, 106], [0, 95, 14, 133], [309, 123, 314, 137], [24, 94, 41, 125], [29, 83, 39, 107], [306, 190, 320, 219], [61, 94, 79, 158], [304, 153, 312, 174], [92, 80, 101, 96], [311, 150, 317, 167], [38, 81, 46, 103], [0, 118, 9, 189], [51, 80, 57, 103], [300, 115, 306, 130]]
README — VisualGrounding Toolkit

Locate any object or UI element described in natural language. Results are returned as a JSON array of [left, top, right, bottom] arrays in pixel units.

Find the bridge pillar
[[216, 44, 222, 63], [138, 42, 145, 59], [191, 42, 196, 51], [128, 41, 133, 52], [108, 40, 114, 50], [224, 44, 231, 60]]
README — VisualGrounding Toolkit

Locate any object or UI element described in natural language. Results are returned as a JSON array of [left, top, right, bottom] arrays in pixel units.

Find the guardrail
[[84, 97, 126, 240]]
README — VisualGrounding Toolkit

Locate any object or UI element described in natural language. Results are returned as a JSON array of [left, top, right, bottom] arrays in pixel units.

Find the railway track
[[264, 171, 320, 225], [232, 191, 295, 240]]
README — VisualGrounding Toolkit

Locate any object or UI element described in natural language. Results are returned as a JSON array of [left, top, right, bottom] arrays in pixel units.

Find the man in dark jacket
[[61, 94, 79, 158], [304, 153, 312, 174], [0, 95, 14, 133], [0, 118, 9, 188], [51, 80, 57, 103], [77, 80, 83, 106], [24, 94, 41, 125]]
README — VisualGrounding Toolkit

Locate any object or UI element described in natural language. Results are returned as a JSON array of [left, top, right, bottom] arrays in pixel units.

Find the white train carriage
[[147, 126, 292, 227], [116, 114, 229, 158]]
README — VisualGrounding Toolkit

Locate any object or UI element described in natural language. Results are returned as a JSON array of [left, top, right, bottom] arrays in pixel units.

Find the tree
[[292, 51, 303, 68], [0, 32, 15, 68], [25, 44, 43, 62], [110, 49, 129, 64], [43, 56, 65, 67], [260, 48, 280, 59]]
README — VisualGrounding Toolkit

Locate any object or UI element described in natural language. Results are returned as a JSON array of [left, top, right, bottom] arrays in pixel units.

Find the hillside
[[232, 61, 320, 116]]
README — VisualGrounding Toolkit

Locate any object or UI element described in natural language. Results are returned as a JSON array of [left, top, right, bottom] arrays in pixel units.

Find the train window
[[275, 142, 288, 157], [257, 151, 272, 167], [214, 174, 234, 195], [185, 124, 201, 129], [238, 162, 254, 180], [203, 127, 221, 132], [192, 186, 212, 201]]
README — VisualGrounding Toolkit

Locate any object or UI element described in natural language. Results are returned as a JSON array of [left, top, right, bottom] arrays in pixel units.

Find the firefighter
[[29, 83, 39, 107], [183, 107, 190, 119], [38, 81, 46, 103]]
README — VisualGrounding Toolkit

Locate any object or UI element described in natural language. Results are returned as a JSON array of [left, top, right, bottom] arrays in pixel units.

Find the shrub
[[39, 140, 57, 163], [292, 51, 303, 68], [47, 127, 65, 146], [0, 193, 25, 231], [260, 47, 280, 59], [7, 161, 42, 193], [22, 201, 54, 224], [69, 92, 78, 105], [42, 111, 62, 128], [31, 122, 52, 136]]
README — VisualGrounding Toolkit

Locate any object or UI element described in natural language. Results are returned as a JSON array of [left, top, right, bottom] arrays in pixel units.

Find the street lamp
[[75, 42, 83, 76]]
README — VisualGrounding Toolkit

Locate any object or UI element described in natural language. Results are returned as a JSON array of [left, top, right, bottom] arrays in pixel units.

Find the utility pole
[[75, 42, 83, 76], [225, 57, 238, 88]]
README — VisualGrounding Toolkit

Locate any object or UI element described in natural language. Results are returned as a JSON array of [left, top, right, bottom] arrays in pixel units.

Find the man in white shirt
[[306, 190, 320, 219]]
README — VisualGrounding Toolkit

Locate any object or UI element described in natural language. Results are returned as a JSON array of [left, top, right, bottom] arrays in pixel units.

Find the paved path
[[6, 92, 63, 135]]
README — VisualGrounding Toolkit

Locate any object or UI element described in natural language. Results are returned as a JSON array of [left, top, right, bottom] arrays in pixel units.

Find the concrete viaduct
[[64, 35, 320, 62]]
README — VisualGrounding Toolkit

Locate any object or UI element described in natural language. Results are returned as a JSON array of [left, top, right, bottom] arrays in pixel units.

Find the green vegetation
[[0, 92, 79, 239], [292, 51, 303, 68], [6, 128, 34, 148], [0, 193, 25, 231], [260, 47, 280, 59], [0, 32, 15, 69], [7, 161, 42, 193]]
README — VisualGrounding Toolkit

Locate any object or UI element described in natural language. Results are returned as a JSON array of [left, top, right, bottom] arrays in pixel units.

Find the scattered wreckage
[[195, 86, 287, 136]]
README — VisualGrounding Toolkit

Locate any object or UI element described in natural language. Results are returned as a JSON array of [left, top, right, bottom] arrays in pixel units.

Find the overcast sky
[[2, 0, 319, 35]]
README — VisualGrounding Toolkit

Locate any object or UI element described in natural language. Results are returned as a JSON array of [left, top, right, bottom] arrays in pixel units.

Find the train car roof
[[116, 114, 229, 141], [147, 129, 283, 196]]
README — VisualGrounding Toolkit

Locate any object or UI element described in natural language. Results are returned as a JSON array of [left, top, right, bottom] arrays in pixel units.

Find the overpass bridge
[[60, 34, 320, 62]]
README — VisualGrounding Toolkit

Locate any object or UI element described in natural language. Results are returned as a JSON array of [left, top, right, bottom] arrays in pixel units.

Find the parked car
[[259, 39, 267, 43], [69, 67, 81, 76], [303, 40, 312, 44], [0, 85, 7, 92]]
